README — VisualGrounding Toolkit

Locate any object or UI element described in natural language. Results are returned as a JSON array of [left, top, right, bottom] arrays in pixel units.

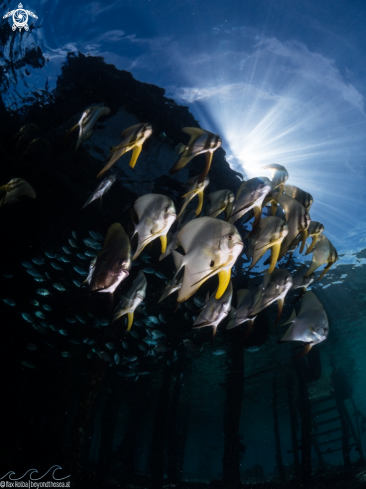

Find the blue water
[[1, 0, 366, 487]]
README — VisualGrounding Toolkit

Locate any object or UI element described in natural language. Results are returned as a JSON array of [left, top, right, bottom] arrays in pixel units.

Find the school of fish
[[1, 105, 338, 373]]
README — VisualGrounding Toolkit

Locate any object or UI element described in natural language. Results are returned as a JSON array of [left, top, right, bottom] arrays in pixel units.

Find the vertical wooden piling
[[286, 377, 300, 478], [150, 363, 172, 489], [222, 329, 245, 488], [272, 379, 286, 481], [293, 357, 312, 482]]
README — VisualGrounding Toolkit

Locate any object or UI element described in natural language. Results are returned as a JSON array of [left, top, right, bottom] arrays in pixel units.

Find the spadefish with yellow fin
[[262, 164, 289, 215], [132, 193, 176, 260], [279, 291, 329, 358], [67, 105, 111, 150], [193, 281, 233, 339], [206, 189, 235, 219], [178, 175, 209, 218], [304, 233, 338, 280], [169, 127, 221, 183], [246, 216, 289, 273], [96, 122, 152, 179], [171, 217, 243, 303], [112, 270, 147, 331]]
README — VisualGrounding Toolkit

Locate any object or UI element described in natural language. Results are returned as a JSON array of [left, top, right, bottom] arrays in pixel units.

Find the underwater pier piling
[[286, 375, 300, 478], [114, 380, 151, 479], [222, 328, 245, 488], [97, 374, 124, 479], [150, 363, 173, 489], [64, 359, 108, 478], [331, 368, 364, 466], [167, 361, 185, 484], [293, 356, 312, 482], [272, 378, 286, 482]]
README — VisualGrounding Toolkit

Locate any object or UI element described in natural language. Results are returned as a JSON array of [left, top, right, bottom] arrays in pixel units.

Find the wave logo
[[3, 3, 38, 32], [0, 465, 70, 481]]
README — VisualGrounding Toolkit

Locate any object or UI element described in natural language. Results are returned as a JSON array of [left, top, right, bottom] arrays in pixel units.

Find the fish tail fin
[[81, 197, 92, 210], [64, 123, 79, 142], [129, 143, 143, 168], [274, 298, 284, 326], [240, 318, 255, 342], [281, 308, 296, 327], [171, 249, 184, 273], [211, 327, 217, 344], [112, 310, 124, 323], [292, 287, 306, 303], [304, 261, 318, 277], [96, 151, 123, 179], [169, 155, 193, 175], [293, 343, 313, 359], [317, 263, 333, 281]]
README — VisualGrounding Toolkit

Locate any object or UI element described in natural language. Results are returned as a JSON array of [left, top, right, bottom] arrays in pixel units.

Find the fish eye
[[164, 207, 169, 212], [228, 235, 232, 241]]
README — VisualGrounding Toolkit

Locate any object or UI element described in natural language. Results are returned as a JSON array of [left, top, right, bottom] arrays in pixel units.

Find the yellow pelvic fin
[[160, 234, 167, 254], [215, 269, 231, 299], [195, 189, 204, 216], [127, 311, 134, 331], [305, 234, 318, 255], [268, 242, 281, 274], [129, 143, 143, 169], [182, 187, 201, 198], [299, 229, 308, 254], [198, 152, 213, 184], [317, 263, 333, 281]]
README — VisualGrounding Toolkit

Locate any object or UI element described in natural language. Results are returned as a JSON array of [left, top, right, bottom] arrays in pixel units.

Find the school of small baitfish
[[1, 104, 338, 375]]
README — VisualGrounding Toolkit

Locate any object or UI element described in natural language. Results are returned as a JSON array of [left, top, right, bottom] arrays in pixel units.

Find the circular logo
[[13, 8, 28, 29]]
